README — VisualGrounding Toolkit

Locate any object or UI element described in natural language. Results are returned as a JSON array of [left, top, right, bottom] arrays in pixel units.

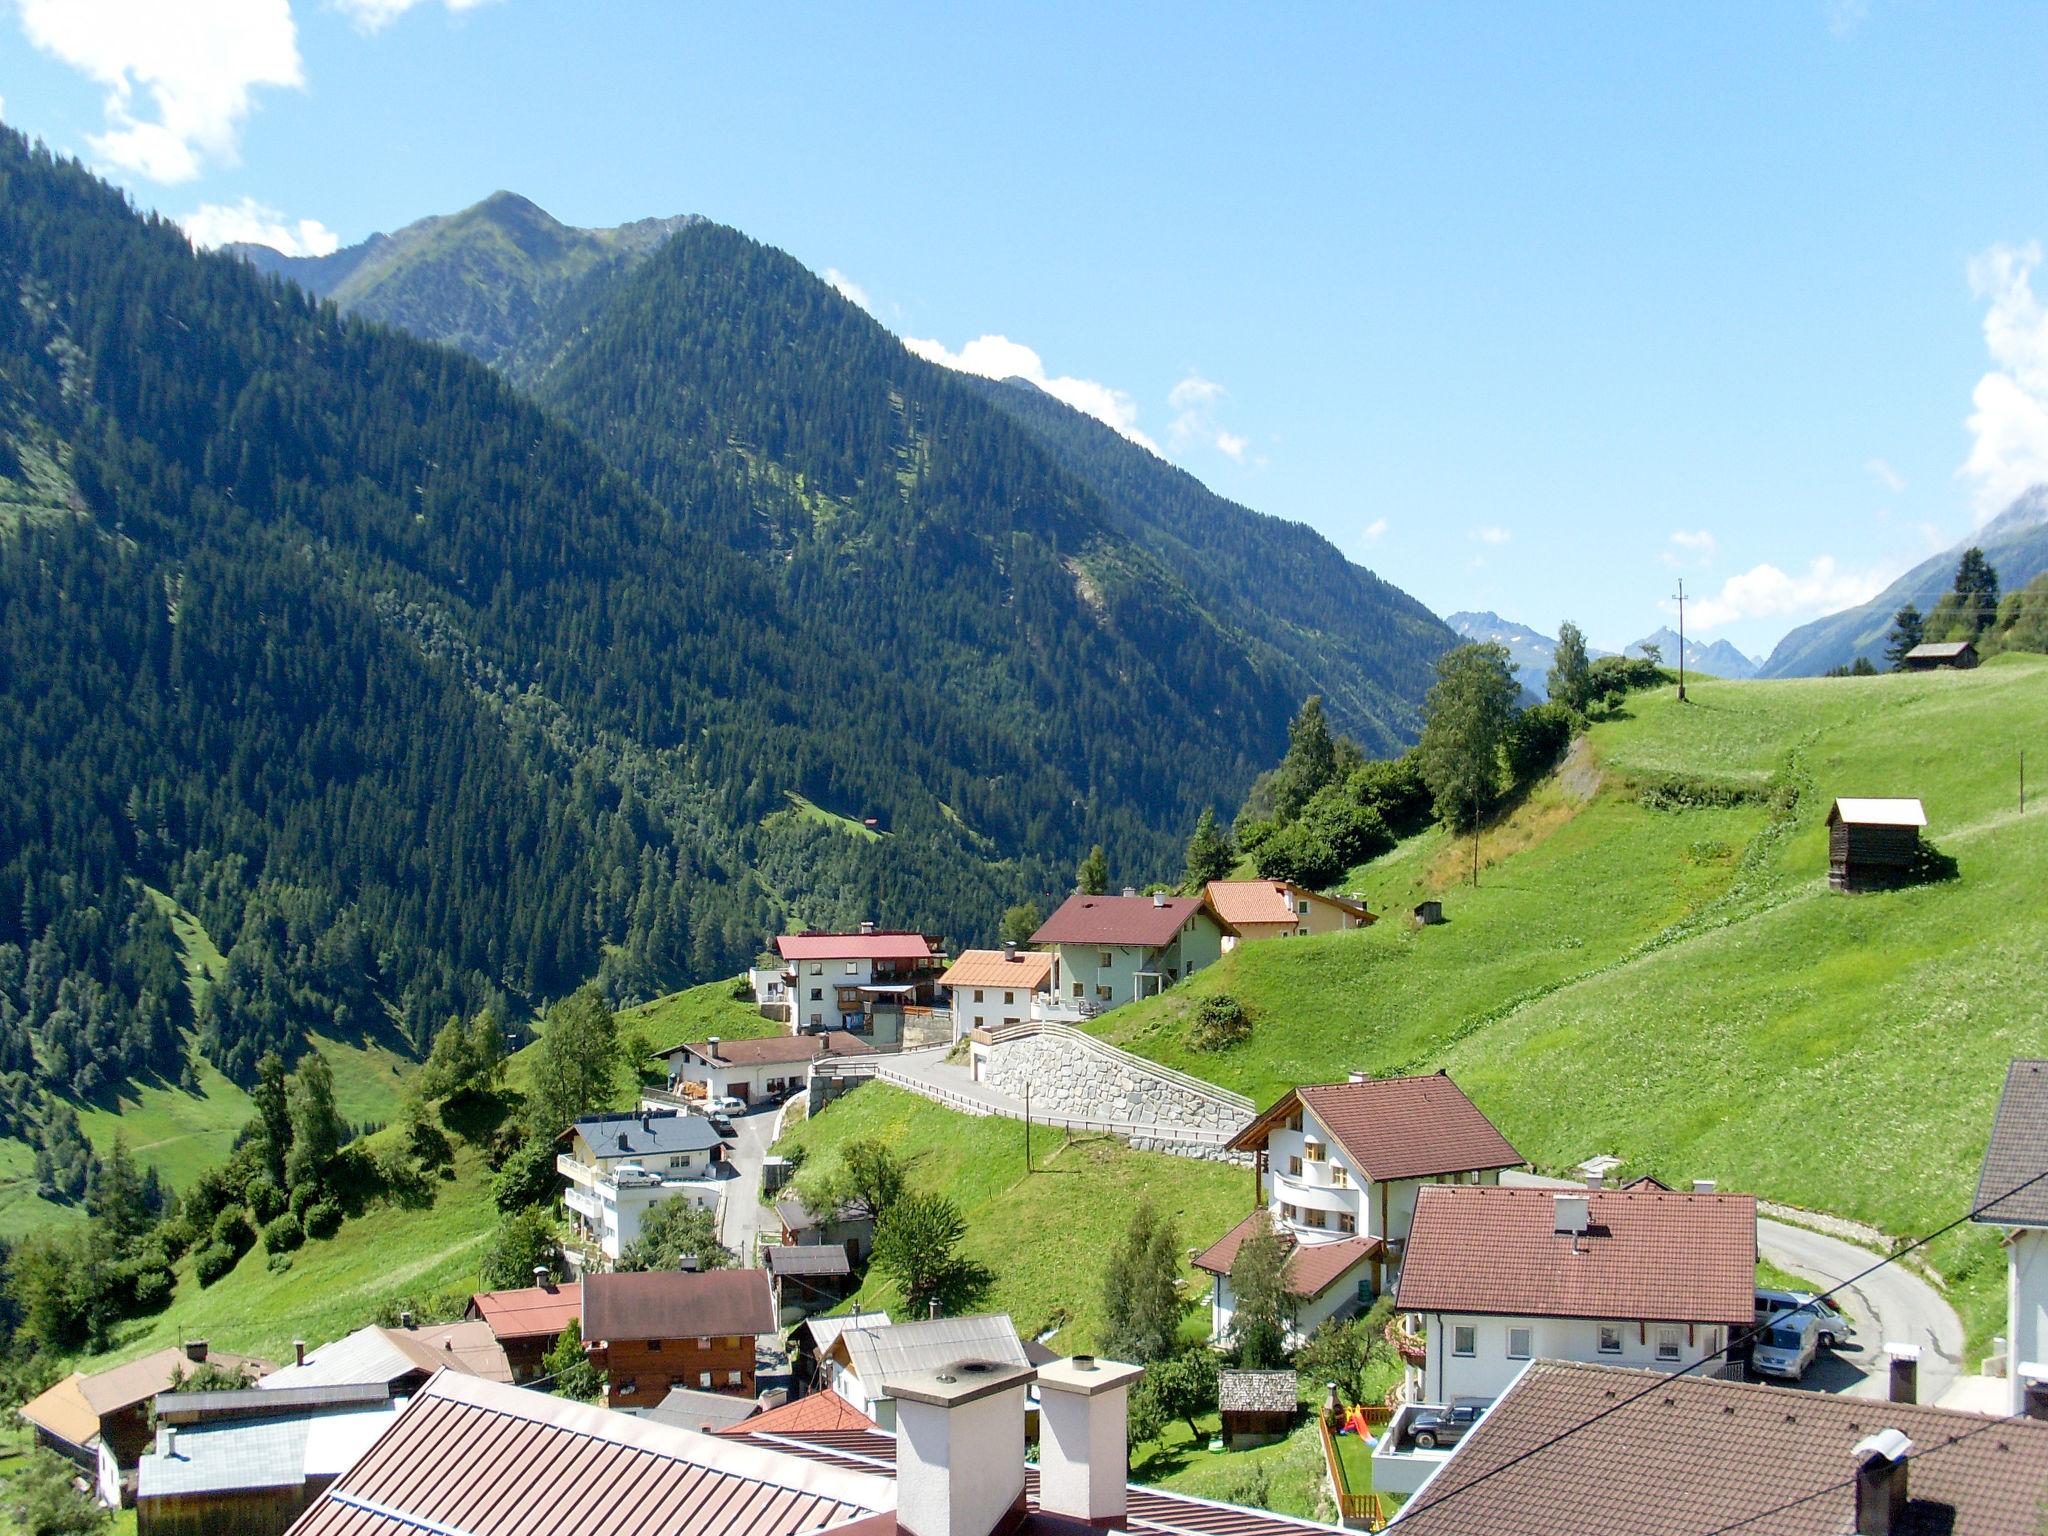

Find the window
[[1304, 1208, 1327, 1229], [810, 987, 822, 1002], [698, 1371, 712, 1388], [1096, 985, 1111, 1001], [1280, 1203, 1297, 1222], [1099, 951, 1113, 968], [728, 1370, 743, 1386], [1287, 1110, 1303, 1132], [1507, 1327, 1532, 1360], [1452, 1326, 1476, 1357], [973, 989, 984, 1003], [1330, 1164, 1350, 1187], [809, 1012, 822, 1026], [1337, 1212, 1357, 1234], [1298, 900, 1311, 916], [1597, 1325, 1623, 1354], [1004, 991, 1015, 1005], [809, 962, 823, 976], [1072, 982, 1083, 998], [696, 1336, 710, 1349], [845, 961, 858, 975], [1656, 1327, 1683, 1363], [1304, 1141, 1326, 1163], [1289, 1156, 1304, 1176], [647, 1341, 661, 1353]]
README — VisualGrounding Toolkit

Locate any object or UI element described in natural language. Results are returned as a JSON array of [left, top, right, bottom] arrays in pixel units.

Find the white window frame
[[1507, 1326, 1532, 1360], [1452, 1325, 1476, 1357], [1656, 1326, 1684, 1363], [1597, 1324, 1623, 1354]]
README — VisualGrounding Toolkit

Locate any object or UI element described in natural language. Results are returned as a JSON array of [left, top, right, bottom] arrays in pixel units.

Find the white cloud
[[1961, 240, 2048, 522], [906, 333, 1157, 452], [330, 0, 500, 32], [1214, 430, 1249, 462], [1684, 555, 1897, 631], [1827, 0, 1869, 38], [823, 268, 874, 315], [1661, 528, 1718, 568], [181, 196, 339, 257], [1357, 517, 1388, 546], [14, 0, 303, 184], [1472, 526, 1512, 545], [1865, 457, 1906, 494], [1166, 371, 1251, 462]]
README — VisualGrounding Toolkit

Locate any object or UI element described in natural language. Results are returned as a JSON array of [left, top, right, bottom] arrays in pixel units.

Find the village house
[[820, 1312, 1030, 1430], [1195, 1072, 1524, 1340], [1030, 890, 1235, 1015], [1972, 1057, 2048, 1417], [257, 1321, 511, 1395], [939, 946, 1056, 1035], [1392, 1358, 2048, 1536], [464, 1279, 583, 1382], [286, 1353, 1345, 1536], [1395, 1183, 1756, 1405], [762, 924, 947, 1039], [557, 1108, 727, 1266], [713, 1387, 876, 1437], [775, 1195, 876, 1262], [654, 1031, 875, 1104], [1205, 880, 1373, 945], [766, 1244, 855, 1318], [134, 1386, 401, 1536], [19, 1342, 271, 1507], [643, 1386, 763, 1434], [581, 1267, 777, 1405]]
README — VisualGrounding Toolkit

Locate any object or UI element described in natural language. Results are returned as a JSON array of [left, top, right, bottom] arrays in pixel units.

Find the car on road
[[1755, 1288, 1855, 1349], [709, 1095, 747, 1116], [1750, 1309, 1821, 1381], [1406, 1397, 1493, 1450]]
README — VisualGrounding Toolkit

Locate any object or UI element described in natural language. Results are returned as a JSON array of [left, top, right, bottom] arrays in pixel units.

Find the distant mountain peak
[[1624, 626, 1758, 679]]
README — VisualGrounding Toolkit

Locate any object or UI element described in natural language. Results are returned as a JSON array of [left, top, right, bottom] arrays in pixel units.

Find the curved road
[[1501, 1171, 1963, 1401]]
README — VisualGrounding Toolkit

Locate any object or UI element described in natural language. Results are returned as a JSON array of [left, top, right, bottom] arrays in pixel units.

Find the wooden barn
[[1903, 640, 1978, 671], [1218, 1369, 1299, 1449], [1826, 797, 1927, 892], [1412, 900, 1445, 927]]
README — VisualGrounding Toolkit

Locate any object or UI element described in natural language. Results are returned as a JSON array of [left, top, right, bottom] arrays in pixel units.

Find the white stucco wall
[[1416, 1312, 1727, 1402], [2011, 1228, 2048, 1415]]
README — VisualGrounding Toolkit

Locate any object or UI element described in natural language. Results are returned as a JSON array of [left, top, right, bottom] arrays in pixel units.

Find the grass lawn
[[620, 977, 788, 1058], [774, 791, 884, 841], [1330, 1425, 1374, 1495], [1089, 658, 2048, 1355], [773, 1084, 1248, 1349], [1131, 1415, 1334, 1522]]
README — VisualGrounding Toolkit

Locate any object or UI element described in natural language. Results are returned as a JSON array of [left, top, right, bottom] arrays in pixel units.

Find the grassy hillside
[[1090, 658, 2048, 1340], [773, 1084, 1247, 1349], [619, 977, 788, 1057]]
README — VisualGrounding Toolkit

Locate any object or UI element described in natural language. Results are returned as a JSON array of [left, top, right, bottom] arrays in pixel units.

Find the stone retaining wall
[[982, 1024, 1254, 1140]]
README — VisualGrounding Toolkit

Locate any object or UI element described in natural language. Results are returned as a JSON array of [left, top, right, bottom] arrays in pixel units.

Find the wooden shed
[[1412, 900, 1445, 927], [1218, 1369, 1299, 1449], [1902, 640, 1977, 671], [1826, 797, 1927, 892]]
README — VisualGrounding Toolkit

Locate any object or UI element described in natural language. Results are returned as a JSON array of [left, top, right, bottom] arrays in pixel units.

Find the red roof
[[719, 1391, 878, 1437], [1191, 1212, 1383, 1299], [1031, 894, 1234, 949], [1395, 1184, 1756, 1326], [1204, 881, 1373, 928], [775, 931, 940, 962], [466, 1282, 582, 1342], [1230, 1073, 1524, 1181], [583, 1269, 777, 1344]]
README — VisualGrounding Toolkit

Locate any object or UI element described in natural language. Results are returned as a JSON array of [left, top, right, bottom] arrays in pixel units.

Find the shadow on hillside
[[1904, 837, 1961, 887]]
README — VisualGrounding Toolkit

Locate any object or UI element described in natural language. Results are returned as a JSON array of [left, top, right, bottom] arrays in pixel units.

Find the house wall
[[951, 982, 1043, 1034], [662, 1052, 811, 1102], [137, 1485, 307, 1536], [2011, 1229, 2048, 1416], [594, 1335, 756, 1405], [1260, 1110, 1502, 1250], [1416, 1313, 1729, 1403], [1209, 1261, 1374, 1348]]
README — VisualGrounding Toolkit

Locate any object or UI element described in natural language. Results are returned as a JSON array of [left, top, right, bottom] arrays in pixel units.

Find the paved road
[[714, 1102, 782, 1262], [1501, 1171, 1962, 1401]]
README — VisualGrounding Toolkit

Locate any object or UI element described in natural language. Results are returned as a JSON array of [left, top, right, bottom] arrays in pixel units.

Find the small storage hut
[[1903, 640, 1978, 671], [1218, 1368, 1299, 1449], [1412, 900, 1445, 927], [1826, 797, 1926, 892]]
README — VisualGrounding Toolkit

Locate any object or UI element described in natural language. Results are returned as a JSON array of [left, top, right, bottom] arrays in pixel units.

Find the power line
[[1402, 1163, 2048, 1524]]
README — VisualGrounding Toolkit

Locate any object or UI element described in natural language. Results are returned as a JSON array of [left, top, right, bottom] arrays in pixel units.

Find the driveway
[[713, 1100, 784, 1262], [1501, 1171, 1963, 1402]]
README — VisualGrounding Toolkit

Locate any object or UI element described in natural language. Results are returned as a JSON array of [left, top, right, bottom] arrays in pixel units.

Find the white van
[[1751, 1308, 1820, 1381], [1754, 1288, 1854, 1349]]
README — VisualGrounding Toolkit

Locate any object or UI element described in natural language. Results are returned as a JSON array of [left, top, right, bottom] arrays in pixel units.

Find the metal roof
[[767, 1246, 852, 1277], [1905, 641, 1977, 659], [1828, 796, 1928, 828], [776, 932, 940, 962], [1031, 894, 1235, 949], [797, 1314, 892, 1356], [1975, 1059, 2048, 1229], [644, 1387, 761, 1433], [936, 950, 1056, 991], [259, 1323, 510, 1391], [137, 1402, 400, 1499], [156, 1383, 393, 1424], [833, 1314, 1028, 1386], [569, 1110, 727, 1159], [466, 1282, 583, 1342]]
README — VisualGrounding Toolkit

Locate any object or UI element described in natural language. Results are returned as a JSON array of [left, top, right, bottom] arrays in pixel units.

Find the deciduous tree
[[1417, 643, 1519, 832], [1226, 1212, 1291, 1369], [1546, 620, 1592, 712]]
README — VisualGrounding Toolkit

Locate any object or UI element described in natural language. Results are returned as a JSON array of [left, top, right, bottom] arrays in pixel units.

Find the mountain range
[[1758, 489, 2048, 676], [1622, 627, 1759, 680], [0, 142, 1451, 1130], [1448, 613, 1759, 696]]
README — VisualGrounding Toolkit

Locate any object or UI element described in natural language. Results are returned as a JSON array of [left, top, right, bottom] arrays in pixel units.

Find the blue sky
[[6, 2, 2048, 659]]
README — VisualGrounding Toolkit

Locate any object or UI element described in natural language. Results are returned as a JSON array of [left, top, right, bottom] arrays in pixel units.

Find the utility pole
[[1023, 1084, 1031, 1174], [2022, 749, 2028, 815], [1674, 577, 1688, 703], [1472, 788, 1480, 887]]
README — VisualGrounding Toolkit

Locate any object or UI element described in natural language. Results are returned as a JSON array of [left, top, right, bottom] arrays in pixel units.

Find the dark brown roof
[[767, 1246, 851, 1277], [1228, 1072, 1523, 1181], [670, 1033, 872, 1067], [1395, 1359, 2048, 1536], [1974, 1059, 2048, 1229], [288, 1372, 887, 1536], [1395, 1185, 1756, 1326], [1191, 1213, 1383, 1299], [1031, 893, 1235, 948], [582, 1269, 776, 1343]]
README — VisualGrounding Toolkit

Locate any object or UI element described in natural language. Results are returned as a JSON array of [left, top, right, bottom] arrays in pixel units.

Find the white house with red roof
[[1205, 880, 1374, 945], [764, 923, 946, 1038], [1194, 1072, 1524, 1343], [1030, 890, 1234, 1015], [937, 947, 1057, 1035]]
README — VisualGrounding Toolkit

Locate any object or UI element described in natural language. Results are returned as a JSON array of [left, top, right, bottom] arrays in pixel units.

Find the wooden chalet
[[1826, 797, 1927, 892]]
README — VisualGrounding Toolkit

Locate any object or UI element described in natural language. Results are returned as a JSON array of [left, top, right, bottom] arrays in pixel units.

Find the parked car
[[707, 1112, 734, 1136], [1750, 1309, 1821, 1381], [611, 1163, 661, 1187], [1407, 1397, 1493, 1450], [709, 1095, 747, 1116], [1755, 1288, 1854, 1349]]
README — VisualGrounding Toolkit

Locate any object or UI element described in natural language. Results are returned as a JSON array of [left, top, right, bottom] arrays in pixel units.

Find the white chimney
[[1121, 887, 1137, 899], [1152, 891, 1166, 907], [1553, 1194, 1590, 1236], [157, 1424, 176, 1459], [1348, 1070, 1369, 1084], [1852, 1429, 1913, 1536], [1693, 1178, 1717, 1194], [1585, 1172, 1605, 1189], [860, 920, 877, 935], [888, 1359, 1035, 1536], [1036, 1355, 1144, 1524]]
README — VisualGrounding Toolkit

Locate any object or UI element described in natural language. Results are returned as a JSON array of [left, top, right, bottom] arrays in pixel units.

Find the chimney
[[184, 1340, 209, 1364], [708, 1036, 721, 1061], [889, 1360, 1036, 1536], [618, 1131, 631, 1151], [1851, 1429, 1913, 1536], [1152, 890, 1166, 907], [157, 1424, 176, 1459], [1553, 1194, 1591, 1238], [1037, 1355, 1145, 1525], [1585, 1172, 1606, 1190], [1693, 1179, 1717, 1194], [533, 1265, 551, 1290], [1348, 1070, 1369, 1084], [400, 1311, 416, 1330], [1121, 887, 1137, 899], [293, 1340, 306, 1367], [860, 920, 876, 936], [1004, 943, 1020, 962], [1883, 1343, 1919, 1404]]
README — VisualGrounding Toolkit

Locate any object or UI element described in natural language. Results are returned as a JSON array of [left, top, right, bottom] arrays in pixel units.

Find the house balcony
[[1275, 1170, 1362, 1215], [1369, 1403, 1463, 1497]]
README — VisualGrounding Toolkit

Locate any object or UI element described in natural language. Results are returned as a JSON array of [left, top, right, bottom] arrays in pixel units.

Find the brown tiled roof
[[288, 1371, 889, 1536], [1395, 1184, 1755, 1326], [1974, 1059, 2048, 1229], [23, 1345, 275, 1445], [672, 1033, 872, 1067], [776, 932, 940, 961], [937, 949, 1056, 990], [1395, 1359, 2048, 1536], [719, 1391, 877, 1437], [583, 1268, 776, 1343], [1229, 1072, 1523, 1181], [1191, 1213, 1382, 1299], [467, 1281, 583, 1342], [1204, 882, 1372, 927], [1031, 893, 1235, 948]]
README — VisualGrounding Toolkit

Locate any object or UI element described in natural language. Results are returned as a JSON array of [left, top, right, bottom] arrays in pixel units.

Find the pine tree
[[1953, 547, 2001, 635], [1181, 808, 1236, 893], [1546, 620, 1592, 712], [284, 1052, 344, 1193], [1226, 1212, 1291, 1368], [1883, 603, 1925, 670], [1271, 697, 1338, 820], [1076, 845, 1110, 897]]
